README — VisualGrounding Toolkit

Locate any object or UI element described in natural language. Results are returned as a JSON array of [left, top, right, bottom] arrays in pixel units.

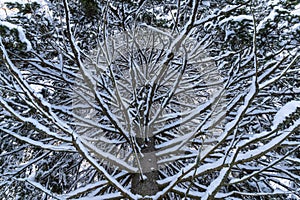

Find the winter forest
[[0, 0, 300, 199]]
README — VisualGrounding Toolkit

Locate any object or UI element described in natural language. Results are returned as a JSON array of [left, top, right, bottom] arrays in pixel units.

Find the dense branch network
[[0, 0, 299, 199]]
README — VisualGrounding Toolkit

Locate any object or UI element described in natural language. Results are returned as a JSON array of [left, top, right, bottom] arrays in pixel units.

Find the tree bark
[[131, 137, 159, 197]]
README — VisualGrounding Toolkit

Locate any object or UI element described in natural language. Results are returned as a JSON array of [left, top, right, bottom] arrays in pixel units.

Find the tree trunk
[[131, 137, 159, 197]]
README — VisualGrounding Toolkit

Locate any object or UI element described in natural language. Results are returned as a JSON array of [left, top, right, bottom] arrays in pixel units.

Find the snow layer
[[0, 21, 32, 51], [272, 101, 300, 130]]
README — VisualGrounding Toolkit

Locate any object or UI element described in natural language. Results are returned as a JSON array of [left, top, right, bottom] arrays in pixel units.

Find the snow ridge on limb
[[1, 0, 300, 198], [0, 21, 32, 51], [272, 101, 300, 130], [72, 133, 139, 199], [0, 39, 75, 144]]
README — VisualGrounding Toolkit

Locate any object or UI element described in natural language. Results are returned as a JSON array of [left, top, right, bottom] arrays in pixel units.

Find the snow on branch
[[272, 101, 300, 130], [0, 21, 32, 51]]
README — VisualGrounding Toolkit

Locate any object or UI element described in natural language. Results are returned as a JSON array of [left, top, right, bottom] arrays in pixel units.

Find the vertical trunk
[[131, 137, 159, 197]]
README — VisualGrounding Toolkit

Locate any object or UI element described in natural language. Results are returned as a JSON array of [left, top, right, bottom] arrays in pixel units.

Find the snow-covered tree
[[0, 0, 299, 199]]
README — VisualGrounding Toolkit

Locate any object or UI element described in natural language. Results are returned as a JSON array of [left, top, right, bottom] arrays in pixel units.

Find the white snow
[[61, 180, 107, 198], [0, 0, 48, 19], [78, 193, 122, 200], [237, 117, 300, 164], [74, 133, 139, 199], [267, 0, 280, 6], [219, 15, 253, 25], [291, 4, 300, 16], [202, 1, 210, 7], [202, 168, 229, 200], [272, 101, 300, 130], [0, 21, 32, 51], [0, 93, 72, 142], [80, 137, 138, 173], [0, 127, 75, 152], [257, 9, 277, 31]]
